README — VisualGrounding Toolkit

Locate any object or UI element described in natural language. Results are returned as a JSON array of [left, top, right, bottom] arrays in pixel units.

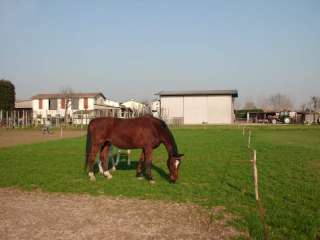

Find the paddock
[[0, 125, 319, 239]]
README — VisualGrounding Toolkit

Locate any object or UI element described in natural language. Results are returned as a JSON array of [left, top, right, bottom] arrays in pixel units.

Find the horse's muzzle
[[170, 178, 177, 184]]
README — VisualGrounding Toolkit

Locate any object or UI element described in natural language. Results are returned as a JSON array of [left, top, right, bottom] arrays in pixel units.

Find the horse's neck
[[161, 131, 176, 157]]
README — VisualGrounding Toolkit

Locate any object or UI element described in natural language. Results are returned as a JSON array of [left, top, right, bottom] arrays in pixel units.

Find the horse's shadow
[[96, 156, 170, 181]]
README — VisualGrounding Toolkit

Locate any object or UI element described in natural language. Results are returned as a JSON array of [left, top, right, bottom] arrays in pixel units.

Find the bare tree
[[299, 103, 309, 112], [309, 96, 320, 123], [141, 99, 151, 115], [257, 97, 272, 112], [234, 100, 241, 110], [268, 94, 293, 112], [60, 87, 74, 126], [243, 100, 257, 110]]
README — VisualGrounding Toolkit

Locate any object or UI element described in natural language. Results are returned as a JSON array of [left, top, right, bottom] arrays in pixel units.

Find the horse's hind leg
[[109, 145, 117, 171], [100, 142, 112, 179], [144, 148, 155, 183], [88, 144, 99, 181], [136, 150, 145, 179]]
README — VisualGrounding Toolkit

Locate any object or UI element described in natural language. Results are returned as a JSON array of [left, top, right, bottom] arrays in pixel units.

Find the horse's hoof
[[137, 176, 143, 180], [103, 171, 113, 179], [111, 166, 116, 171], [149, 180, 156, 184], [88, 172, 96, 181], [106, 175, 112, 180]]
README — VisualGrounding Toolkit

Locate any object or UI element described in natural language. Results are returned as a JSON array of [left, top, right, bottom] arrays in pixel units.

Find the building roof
[[156, 90, 238, 97], [31, 92, 106, 100], [15, 100, 32, 109]]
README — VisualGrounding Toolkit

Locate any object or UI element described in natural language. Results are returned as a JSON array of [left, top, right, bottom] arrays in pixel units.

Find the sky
[[0, 0, 319, 108]]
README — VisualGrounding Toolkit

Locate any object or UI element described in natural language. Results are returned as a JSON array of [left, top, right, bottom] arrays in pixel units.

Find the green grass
[[0, 125, 319, 239]]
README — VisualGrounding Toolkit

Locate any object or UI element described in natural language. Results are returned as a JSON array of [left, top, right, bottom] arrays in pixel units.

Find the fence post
[[23, 110, 25, 128], [252, 149, 259, 201], [248, 130, 251, 148], [81, 111, 83, 129]]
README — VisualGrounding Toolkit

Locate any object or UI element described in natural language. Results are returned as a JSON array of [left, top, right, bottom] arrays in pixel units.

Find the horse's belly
[[110, 137, 144, 149], [109, 127, 159, 149]]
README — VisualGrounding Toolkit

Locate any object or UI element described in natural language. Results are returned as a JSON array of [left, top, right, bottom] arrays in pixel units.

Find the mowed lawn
[[0, 126, 319, 239]]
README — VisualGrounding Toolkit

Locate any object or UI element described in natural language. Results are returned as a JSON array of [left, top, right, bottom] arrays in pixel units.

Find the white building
[[121, 99, 148, 117], [31, 92, 117, 124], [151, 99, 160, 118], [156, 90, 238, 124], [105, 98, 121, 108]]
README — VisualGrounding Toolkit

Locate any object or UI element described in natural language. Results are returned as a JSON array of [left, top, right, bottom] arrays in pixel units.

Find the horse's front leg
[[144, 148, 155, 183], [100, 143, 112, 179], [88, 144, 100, 181], [136, 150, 145, 179]]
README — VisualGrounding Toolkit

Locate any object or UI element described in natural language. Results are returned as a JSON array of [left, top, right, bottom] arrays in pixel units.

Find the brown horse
[[85, 115, 184, 183]]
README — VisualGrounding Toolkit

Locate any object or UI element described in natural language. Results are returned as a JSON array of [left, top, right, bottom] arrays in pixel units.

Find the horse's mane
[[157, 118, 179, 157]]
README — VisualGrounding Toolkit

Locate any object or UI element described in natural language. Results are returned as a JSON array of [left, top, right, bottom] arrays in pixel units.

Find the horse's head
[[167, 153, 184, 183]]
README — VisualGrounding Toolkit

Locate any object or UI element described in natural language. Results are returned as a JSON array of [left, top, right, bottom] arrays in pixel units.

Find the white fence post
[[252, 149, 259, 201]]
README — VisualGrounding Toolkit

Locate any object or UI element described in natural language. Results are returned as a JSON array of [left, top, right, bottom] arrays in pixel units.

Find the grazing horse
[[85, 116, 184, 183]]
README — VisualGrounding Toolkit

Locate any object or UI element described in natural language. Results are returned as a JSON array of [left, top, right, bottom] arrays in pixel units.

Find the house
[[31, 92, 115, 125], [14, 99, 33, 126], [156, 90, 238, 124], [121, 99, 149, 117]]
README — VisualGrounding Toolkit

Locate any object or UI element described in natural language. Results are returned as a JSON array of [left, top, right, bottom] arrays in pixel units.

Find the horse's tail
[[85, 123, 92, 171]]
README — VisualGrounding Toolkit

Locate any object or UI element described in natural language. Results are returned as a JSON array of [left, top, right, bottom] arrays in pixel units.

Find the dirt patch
[[0, 129, 85, 148], [0, 188, 242, 240]]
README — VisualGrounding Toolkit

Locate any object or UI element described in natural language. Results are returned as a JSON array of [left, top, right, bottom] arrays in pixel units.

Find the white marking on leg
[[116, 150, 120, 165], [175, 160, 180, 168], [127, 150, 131, 166], [103, 171, 113, 179], [98, 162, 104, 174], [88, 172, 96, 181], [111, 155, 116, 170]]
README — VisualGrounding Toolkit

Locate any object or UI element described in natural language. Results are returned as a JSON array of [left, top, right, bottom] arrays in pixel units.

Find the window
[[39, 99, 43, 109], [84, 97, 88, 109], [61, 98, 65, 109], [72, 98, 79, 110], [49, 99, 57, 110]]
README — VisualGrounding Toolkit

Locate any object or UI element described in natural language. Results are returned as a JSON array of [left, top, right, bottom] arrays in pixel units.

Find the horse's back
[[110, 116, 163, 148]]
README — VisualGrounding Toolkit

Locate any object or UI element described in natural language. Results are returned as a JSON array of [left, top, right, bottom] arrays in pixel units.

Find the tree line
[[242, 93, 320, 114]]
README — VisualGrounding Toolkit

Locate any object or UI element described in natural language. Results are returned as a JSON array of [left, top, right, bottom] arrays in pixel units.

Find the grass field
[[0, 125, 319, 239]]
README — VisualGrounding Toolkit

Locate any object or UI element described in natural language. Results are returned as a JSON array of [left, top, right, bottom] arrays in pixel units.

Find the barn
[[156, 90, 238, 124]]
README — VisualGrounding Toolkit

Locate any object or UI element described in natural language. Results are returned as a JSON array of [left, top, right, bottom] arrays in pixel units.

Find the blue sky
[[0, 0, 319, 107]]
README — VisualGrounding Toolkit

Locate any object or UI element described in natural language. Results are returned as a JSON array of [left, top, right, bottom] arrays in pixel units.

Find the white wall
[[207, 96, 233, 124], [160, 95, 235, 124], [184, 96, 207, 124], [160, 96, 183, 120]]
